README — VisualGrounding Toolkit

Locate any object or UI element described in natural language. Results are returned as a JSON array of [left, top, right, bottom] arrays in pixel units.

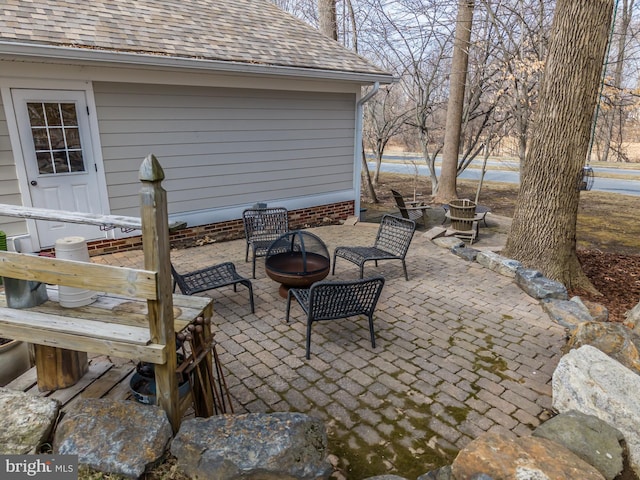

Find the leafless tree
[[594, 0, 638, 163], [436, 0, 475, 203], [363, 85, 412, 186], [481, 0, 551, 166], [362, 1, 456, 192]]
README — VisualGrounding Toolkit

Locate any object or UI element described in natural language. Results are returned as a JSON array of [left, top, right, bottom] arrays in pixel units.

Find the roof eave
[[0, 41, 394, 85]]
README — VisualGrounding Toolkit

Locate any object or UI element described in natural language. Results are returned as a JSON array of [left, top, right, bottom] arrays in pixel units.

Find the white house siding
[[0, 95, 25, 237], [93, 82, 357, 226]]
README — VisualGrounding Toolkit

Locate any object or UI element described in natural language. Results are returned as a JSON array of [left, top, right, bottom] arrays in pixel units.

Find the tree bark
[[318, 0, 337, 40], [346, 0, 358, 52], [503, 0, 614, 292], [361, 142, 378, 203], [434, 0, 475, 204]]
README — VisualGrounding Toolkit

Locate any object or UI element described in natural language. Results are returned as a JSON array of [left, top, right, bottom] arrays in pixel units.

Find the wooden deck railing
[[0, 154, 212, 431]]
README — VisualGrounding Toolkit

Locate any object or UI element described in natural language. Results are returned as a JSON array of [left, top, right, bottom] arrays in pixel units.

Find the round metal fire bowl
[[265, 252, 330, 297]]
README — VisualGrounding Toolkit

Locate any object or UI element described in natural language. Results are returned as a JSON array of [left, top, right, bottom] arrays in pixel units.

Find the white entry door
[[11, 89, 105, 248]]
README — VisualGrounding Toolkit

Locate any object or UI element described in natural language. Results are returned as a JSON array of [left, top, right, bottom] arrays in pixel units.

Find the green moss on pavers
[[443, 405, 470, 423], [328, 424, 455, 479], [473, 350, 510, 381], [320, 324, 524, 477], [326, 392, 456, 478]]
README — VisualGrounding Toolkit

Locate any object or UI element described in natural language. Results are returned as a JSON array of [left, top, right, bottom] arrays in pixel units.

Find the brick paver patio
[[96, 221, 566, 478]]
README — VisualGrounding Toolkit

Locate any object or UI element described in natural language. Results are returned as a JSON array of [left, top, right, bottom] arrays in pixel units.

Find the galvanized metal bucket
[[3, 277, 48, 309]]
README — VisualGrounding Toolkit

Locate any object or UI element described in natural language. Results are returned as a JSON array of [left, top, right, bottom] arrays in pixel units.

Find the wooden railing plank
[[0, 203, 186, 231], [0, 308, 165, 364], [0, 307, 150, 344], [0, 251, 157, 300]]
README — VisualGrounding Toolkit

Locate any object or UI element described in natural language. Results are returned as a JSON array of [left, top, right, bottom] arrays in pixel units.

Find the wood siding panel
[[93, 82, 356, 216], [0, 98, 27, 236]]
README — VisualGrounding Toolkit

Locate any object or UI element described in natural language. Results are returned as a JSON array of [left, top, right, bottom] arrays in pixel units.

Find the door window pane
[[36, 152, 54, 174], [65, 128, 81, 149], [27, 103, 45, 126], [27, 102, 85, 175], [32, 128, 50, 150], [44, 103, 61, 124], [68, 151, 84, 172], [60, 103, 77, 125], [48, 128, 65, 149], [53, 151, 70, 173]]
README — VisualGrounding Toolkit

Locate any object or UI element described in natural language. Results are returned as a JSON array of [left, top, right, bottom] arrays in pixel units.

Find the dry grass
[[363, 172, 640, 256]]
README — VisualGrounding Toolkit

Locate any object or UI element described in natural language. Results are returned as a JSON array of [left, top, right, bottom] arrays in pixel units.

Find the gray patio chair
[[332, 214, 416, 280], [242, 207, 289, 278], [171, 262, 255, 313], [285, 276, 385, 359]]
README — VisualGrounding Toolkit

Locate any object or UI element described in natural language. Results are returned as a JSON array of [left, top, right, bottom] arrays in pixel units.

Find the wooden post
[[138, 154, 179, 431], [34, 346, 88, 391]]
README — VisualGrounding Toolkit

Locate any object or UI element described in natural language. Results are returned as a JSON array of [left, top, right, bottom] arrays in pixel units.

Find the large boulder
[[171, 412, 332, 480], [53, 399, 172, 478], [624, 302, 640, 333], [578, 298, 609, 322], [0, 388, 60, 454], [432, 236, 465, 249], [515, 269, 568, 300], [451, 245, 479, 262], [541, 298, 594, 331], [532, 410, 625, 480], [417, 466, 453, 480], [363, 476, 409, 480], [475, 251, 522, 278], [451, 432, 604, 479], [565, 322, 640, 374], [553, 345, 640, 474]]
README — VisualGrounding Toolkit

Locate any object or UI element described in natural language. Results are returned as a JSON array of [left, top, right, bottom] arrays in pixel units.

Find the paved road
[[370, 160, 640, 197]]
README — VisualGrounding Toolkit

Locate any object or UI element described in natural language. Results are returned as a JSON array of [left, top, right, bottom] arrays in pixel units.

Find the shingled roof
[[0, 0, 391, 82]]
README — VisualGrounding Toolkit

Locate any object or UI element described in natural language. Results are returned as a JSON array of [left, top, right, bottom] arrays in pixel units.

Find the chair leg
[[368, 314, 376, 348], [285, 291, 293, 323], [332, 253, 337, 275], [402, 260, 409, 281], [252, 256, 257, 279], [241, 280, 255, 314], [306, 319, 313, 360], [469, 221, 479, 245], [245, 244, 249, 262], [359, 264, 365, 279]]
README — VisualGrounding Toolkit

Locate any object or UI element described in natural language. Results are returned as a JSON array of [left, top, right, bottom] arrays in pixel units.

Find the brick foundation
[[45, 201, 355, 257]]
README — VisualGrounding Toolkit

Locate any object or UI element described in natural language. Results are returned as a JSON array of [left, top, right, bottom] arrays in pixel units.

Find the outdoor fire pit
[[265, 230, 330, 298]]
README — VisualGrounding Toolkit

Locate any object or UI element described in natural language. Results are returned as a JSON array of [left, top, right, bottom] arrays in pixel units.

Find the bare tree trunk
[[345, 0, 358, 52], [503, 0, 614, 292], [318, 0, 337, 40], [434, 0, 475, 204], [361, 143, 378, 203]]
